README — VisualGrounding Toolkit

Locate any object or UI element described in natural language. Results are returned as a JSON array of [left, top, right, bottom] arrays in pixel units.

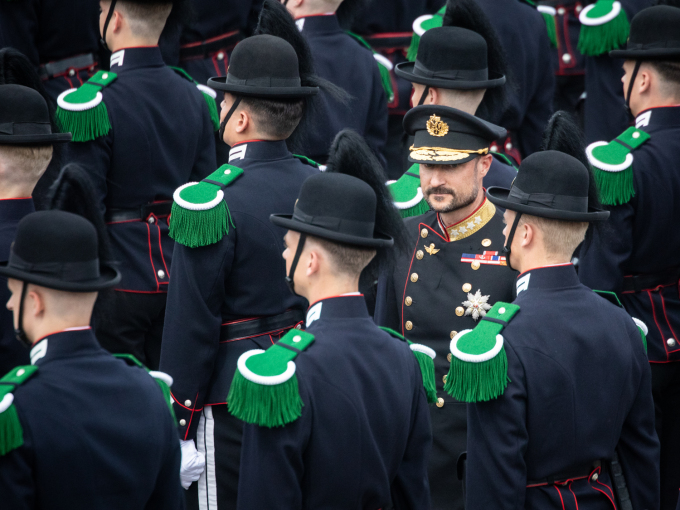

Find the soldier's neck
[[107, 35, 159, 54], [438, 192, 485, 229], [304, 278, 360, 308], [0, 181, 37, 200]]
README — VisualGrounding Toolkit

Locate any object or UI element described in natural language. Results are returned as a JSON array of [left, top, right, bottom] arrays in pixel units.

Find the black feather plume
[[337, 0, 371, 29]]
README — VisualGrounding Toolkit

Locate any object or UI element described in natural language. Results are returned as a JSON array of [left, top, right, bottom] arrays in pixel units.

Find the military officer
[[60, 0, 216, 370], [0, 84, 71, 376], [159, 34, 321, 509], [450, 150, 659, 510], [0, 210, 183, 509], [578, 6, 680, 508], [374, 104, 517, 510]]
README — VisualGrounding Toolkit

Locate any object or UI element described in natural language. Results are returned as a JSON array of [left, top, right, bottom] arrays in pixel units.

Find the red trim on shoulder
[[232, 139, 265, 147], [307, 294, 365, 309]]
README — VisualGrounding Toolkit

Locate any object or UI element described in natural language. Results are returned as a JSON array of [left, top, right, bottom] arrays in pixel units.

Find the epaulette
[[536, 4, 558, 48], [407, 6, 447, 61], [586, 126, 649, 206], [227, 329, 315, 427], [592, 290, 648, 353], [578, 0, 630, 56], [292, 154, 320, 169], [379, 327, 437, 404], [169, 66, 220, 131], [387, 164, 429, 219], [444, 302, 519, 402], [113, 354, 176, 421], [169, 164, 243, 248], [56, 70, 117, 142], [345, 32, 395, 103], [0, 365, 38, 455]]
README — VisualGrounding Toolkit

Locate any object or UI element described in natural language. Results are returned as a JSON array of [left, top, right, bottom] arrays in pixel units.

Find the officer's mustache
[[425, 186, 456, 197]]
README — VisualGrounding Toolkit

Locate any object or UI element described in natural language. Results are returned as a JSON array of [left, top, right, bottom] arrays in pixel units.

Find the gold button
[[405, 296, 413, 306], [449, 331, 457, 339], [462, 283, 472, 293], [416, 250, 424, 260], [405, 321, 413, 331], [447, 353, 452, 362], [410, 273, 418, 283], [482, 238, 492, 247], [421, 228, 428, 238], [436, 397, 445, 408], [443, 374, 448, 384], [455, 306, 465, 316], [471, 261, 481, 270]]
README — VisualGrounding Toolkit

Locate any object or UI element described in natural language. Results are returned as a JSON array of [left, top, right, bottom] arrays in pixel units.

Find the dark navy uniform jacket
[[0, 328, 183, 509], [64, 47, 216, 292], [477, 0, 555, 158], [0, 199, 33, 375], [297, 14, 388, 166], [486, 156, 518, 190], [466, 265, 659, 510], [160, 140, 317, 441], [0, 0, 100, 99], [542, 0, 586, 78], [237, 295, 432, 509], [580, 106, 680, 364]]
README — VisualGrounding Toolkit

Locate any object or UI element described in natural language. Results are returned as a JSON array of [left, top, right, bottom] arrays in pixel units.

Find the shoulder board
[[586, 126, 649, 206], [345, 32, 394, 103], [388, 164, 429, 219], [537, 4, 558, 47], [292, 154, 320, 168], [407, 6, 446, 62], [0, 365, 38, 455], [578, 0, 630, 56], [379, 327, 437, 404], [169, 164, 243, 248], [169, 66, 220, 132], [55, 70, 117, 142], [113, 354, 176, 419], [591, 291, 648, 353], [445, 302, 519, 403], [227, 330, 315, 427]]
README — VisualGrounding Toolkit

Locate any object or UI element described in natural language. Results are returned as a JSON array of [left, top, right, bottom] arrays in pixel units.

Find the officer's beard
[[424, 164, 480, 213]]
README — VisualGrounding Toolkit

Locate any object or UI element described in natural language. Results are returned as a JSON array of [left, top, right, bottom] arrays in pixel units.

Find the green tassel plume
[[398, 199, 430, 219], [201, 92, 220, 132], [169, 200, 232, 248], [378, 62, 395, 103], [578, 9, 630, 56], [56, 101, 111, 143], [0, 404, 23, 455], [593, 166, 634, 206], [542, 12, 558, 48], [406, 34, 421, 62], [412, 350, 437, 403], [639, 328, 647, 354], [444, 349, 509, 403]]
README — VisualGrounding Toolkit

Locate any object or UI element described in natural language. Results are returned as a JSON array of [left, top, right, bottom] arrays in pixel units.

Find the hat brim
[[208, 77, 319, 99], [395, 62, 506, 90], [408, 153, 477, 166], [609, 48, 680, 60], [0, 132, 72, 144], [0, 263, 121, 292], [270, 214, 394, 248], [486, 187, 610, 222]]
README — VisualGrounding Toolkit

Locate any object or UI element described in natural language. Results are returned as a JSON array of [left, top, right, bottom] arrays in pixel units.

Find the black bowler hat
[[395, 27, 506, 90], [207, 35, 319, 99], [0, 211, 120, 291], [0, 85, 71, 144], [486, 151, 610, 222], [270, 173, 393, 248], [610, 6, 680, 60], [404, 105, 507, 165]]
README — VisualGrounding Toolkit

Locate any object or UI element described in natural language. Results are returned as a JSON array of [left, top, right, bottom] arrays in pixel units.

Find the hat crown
[[0, 85, 50, 127], [512, 151, 589, 200], [629, 6, 680, 51], [417, 27, 488, 74], [229, 35, 301, 83], [296, 173, 377, 225]]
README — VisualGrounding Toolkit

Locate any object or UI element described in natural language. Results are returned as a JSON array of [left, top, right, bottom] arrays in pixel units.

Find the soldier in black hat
[[0, 210, 184, 509], [59, 0, 216, 371], [577, 5, 680, 508], [446, 150, 659, 510], [374, 104, 518, 510], [0, 84, 71, 376], [158, 33, 322, 508]]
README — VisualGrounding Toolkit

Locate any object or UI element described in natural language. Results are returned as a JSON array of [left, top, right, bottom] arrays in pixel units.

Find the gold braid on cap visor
[[409, 145, 489, 162]]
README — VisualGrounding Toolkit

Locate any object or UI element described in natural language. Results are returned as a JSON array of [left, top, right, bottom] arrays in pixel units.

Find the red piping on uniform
[[594, 473, 617, 509], [527, 475, 588, 488], [517, 262, 573, 277], [114, 289, 166, 294], [568, 482, 580, 510], [180, 30, 240, 48], [211, 54, 223, 76], [439, 197, 487, 230], [220, 327, 291, 343], [0, 197, 32, 201], [182, 392, 200, 441], [425, 221, 449, 243], [146, 220, 160, 292], [659, 289, 679, 347], [117, 45, 158, 50], [636, 105, 680, 116], [64, 76, 74, 89], [307, 294, 365, 308], [32, 326, 92, 345], [554, 486, 566, 510], [366, 32, 413, 38], [172, 394, 203, 412], [648, 290, 669, 361], [232, 139, 265, 146], [157, 222, 170, 281]]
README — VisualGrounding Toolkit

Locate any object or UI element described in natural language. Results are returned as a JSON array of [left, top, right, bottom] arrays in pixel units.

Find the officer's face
[[420, 157, 485, 213]]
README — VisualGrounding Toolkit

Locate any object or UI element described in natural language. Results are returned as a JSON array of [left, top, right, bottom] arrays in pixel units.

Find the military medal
[[462, 290, 491, 320]]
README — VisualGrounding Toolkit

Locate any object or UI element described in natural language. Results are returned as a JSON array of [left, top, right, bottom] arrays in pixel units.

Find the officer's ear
[[519, 220, 535, 249], [234, 109, 251, 134], [26, 285, 47, 320], [477, 154, 492, 178], [305, 248, 321, 278]]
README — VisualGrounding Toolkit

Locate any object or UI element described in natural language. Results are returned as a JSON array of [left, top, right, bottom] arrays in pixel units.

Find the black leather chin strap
[[219, 96, 242, 144], [502, 212, 522, 272], [100, 0, 118, 51], [14, 282, 31, 348], [417, 85, 431, 106], [624, 60, 641, 118], [285, 233, 307, 296]]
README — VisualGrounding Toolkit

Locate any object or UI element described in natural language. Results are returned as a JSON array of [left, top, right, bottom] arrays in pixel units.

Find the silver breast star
[[462, 290, 492, 321]]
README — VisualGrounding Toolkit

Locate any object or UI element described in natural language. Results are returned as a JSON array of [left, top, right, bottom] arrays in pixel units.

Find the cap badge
[[426, 115, 449, 137]]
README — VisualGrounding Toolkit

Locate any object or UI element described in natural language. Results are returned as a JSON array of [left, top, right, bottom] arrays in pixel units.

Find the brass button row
[[405, 296, 413, 306], [416, 250, 424, 260], [405, 321, 413, 331]]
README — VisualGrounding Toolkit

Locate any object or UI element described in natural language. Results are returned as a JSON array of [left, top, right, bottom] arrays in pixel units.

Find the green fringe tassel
[[577, 10, 630, 56], [638, 328, 647, 354], [227, 370, 303, 427], [378, 63, 395, 103], [398, 198, 430, 219], [542, 12, 558, 48], [444, 349, 509, 403], [169, 200, 234, 248], [56, 101, 111, 142], [0, 404, 23, 455], [201, 91, 220, 132], [412, 350, 437, 404], [593, 166, 634, 206], [406, 33, 421, 62], [153, 378, 177, 422]]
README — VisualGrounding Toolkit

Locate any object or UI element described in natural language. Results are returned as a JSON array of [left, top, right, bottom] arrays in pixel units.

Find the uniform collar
[[0, 198, 34, 222], [29, 327, 99, 366], [515, 263, 578, 296], [228, 140, 291, 163], [306, 294, 368, 327], [295, 13, 341, 34], [635, 105, 680, 131], [109, 46, 164, 73], [437, 197, 496, 242]]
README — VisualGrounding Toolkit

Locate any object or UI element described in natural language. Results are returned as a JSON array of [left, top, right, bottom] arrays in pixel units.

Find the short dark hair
[[117, 1, 172, 39], [648, 60, 680, 98], [310, 236, 376, 277], [240, 97, 305, 139]]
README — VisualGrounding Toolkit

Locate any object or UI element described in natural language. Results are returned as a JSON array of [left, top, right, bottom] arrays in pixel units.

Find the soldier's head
[[99, 0, 173, 51], [404, 105, 506, 215], [486, 151, 609, 273], [622, 60, 680, 117]]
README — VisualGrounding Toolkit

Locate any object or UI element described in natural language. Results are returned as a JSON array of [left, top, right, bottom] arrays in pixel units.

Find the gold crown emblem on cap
[[426, 115, 449, 137]]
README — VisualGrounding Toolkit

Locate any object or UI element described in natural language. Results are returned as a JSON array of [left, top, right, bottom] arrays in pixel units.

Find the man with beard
[[374, 104, 518, 510]]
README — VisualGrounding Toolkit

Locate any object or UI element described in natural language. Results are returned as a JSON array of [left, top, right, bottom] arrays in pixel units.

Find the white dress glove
[[179, 439, 206, 490]]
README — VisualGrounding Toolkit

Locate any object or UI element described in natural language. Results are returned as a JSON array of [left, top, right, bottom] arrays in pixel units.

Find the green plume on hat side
[[169, 66, 221, 131], [387, 164, 430, 219], [169, 164, 243, 248], [578, 0, 630, 56], [0, 365, 38, 456]]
